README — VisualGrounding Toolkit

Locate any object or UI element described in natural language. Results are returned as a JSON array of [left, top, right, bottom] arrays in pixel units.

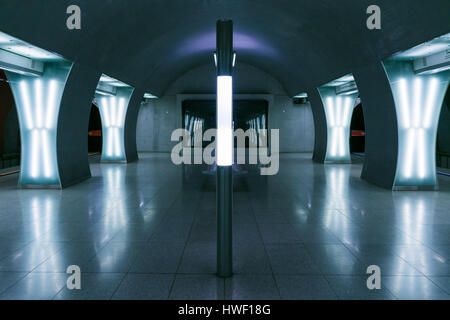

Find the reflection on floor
[[0, 153, 449, 300]]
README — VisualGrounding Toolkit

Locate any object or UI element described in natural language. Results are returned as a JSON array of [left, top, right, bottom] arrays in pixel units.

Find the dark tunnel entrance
[[437, 86, 450, 169], [182, 99, 268, 148], [0, 70, 20, 171], [181, 99, 268, 180], [350, 100, 365, 155], [88, 102, 102, 154]]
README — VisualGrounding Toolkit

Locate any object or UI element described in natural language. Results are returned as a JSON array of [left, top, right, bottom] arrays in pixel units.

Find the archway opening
[[350, 99, 365, 155], [0, 70, 20, 173], [437, 86, 450, 170], [88, 102, 102, 154]]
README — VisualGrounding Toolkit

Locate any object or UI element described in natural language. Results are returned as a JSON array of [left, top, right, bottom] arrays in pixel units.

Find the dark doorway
[[88, 104, 102, 153], [0, 70, 20, 170], [182, 99, 268, 148], [350, 102, 365, 154], [437, 86, 450, 169]]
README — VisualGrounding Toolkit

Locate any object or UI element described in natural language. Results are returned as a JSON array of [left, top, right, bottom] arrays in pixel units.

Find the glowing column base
[[318, 87, 358, 163], [384, 61, 450, 189], [97, 88, 133, 162], [6, 63, 71, 187]]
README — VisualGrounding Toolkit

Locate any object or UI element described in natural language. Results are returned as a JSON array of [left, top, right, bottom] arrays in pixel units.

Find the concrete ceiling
[[0, 0, 449, 97]]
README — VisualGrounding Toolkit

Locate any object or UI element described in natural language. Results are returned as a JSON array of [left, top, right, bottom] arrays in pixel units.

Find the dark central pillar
[[216, 19, 233, 278]]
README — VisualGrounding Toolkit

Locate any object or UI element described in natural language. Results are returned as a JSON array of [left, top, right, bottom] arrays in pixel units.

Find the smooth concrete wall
[[270, 96, 314, 153], [137, 96, 178, 153], [136, 63, 314, 153]]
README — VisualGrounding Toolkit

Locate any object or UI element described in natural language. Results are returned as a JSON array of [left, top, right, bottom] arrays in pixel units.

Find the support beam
[[308, 88, 328, 163], [216, 19, 233, 278], [353, 63, 399, 189], [124, 88, 145, 162], [57, 63, 102, 187]]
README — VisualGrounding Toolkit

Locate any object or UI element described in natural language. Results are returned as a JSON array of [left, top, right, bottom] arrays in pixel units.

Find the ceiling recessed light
[[144, 93, 158, 99], [99, 74, 130, 88], [294, 93, 308, 98]]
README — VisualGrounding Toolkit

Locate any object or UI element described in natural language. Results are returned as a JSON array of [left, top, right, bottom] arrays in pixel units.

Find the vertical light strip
[[413, 78, 422, 128], [41, 130, 53, 178], [110, 97, 117, 127], [423, 78, 439, 129], [339, 127, 345, 157], [335, 96, 342, 127], [403, 129, 415, 179], [326, 97, 335, 127], [114, 128, 121, 157], [45, 80, 58, 129], [107, 128, 113, 157], [117, 97, 126, 126], [398, 78, 410, 129], [342, 97, 352, 125], [19, 81, 34, 130], [30, 129, 40, 178], [35, 79, 43, 128], [102, 98, 111, 127], [417, 128, 427, 179], [217, 75, 233, 166]]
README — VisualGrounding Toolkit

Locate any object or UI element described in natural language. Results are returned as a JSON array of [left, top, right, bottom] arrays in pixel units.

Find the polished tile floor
[[0, 153, 449, 300]]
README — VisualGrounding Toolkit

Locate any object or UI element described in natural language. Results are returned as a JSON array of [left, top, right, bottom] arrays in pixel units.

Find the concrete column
[[124, 88, 144, 162], [6, 62, 100, 188], [353, 63, 398, 189], [57, 63, 101, 188], [308, 88, 328, 163], [216, 19, 233, 278]]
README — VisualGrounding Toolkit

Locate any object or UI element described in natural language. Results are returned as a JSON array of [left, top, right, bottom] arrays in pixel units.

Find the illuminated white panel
[[386, 60, 450, 188], [423, 78, 439, 129], [320, 87, 358, 163], [5, 64, 69, 186], [216, 76, 233, 166], [30, 129, 40, 178], [97, 89, 133, 162], [41, 130, 53, 178]]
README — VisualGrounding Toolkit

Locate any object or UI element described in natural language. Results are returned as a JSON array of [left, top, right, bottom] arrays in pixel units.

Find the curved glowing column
[[384, 61, 450, 189], [318, 87, 358, 163], [6, 63, 72, 187], [97, 87, 133, 162]]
